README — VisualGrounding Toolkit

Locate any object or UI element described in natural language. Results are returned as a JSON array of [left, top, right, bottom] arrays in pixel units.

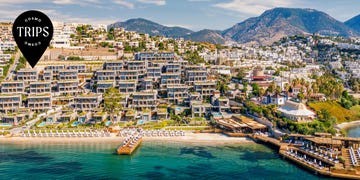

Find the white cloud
[[112, 0, 135, 9], [164, 24, 192, 29], [53, 0, 74, 4], [40, 9, 115, 25], [52, 0, 101, 5], [213, 0, 295, 15], [57, 17, 115, 26], [0, 10, 24, 20], [0, 0, 103, 6], [0, 7, 114, 26], [0, 9, 58, 21], [137, 0, 166, 6], [112, 0, 165, 9], [0, 0, 43, 3], [0, 0, 43, 7], [188, 0, 211, 2]]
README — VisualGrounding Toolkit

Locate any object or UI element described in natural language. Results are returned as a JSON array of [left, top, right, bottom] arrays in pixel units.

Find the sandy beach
[[0, 132, 254, 145], [335, 120, 360, 130]]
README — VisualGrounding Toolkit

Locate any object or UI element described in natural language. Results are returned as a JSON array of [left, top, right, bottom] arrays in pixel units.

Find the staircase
[[342, 148, 352, 169]]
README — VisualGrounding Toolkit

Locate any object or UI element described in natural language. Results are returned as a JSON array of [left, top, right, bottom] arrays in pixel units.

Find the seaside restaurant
[[304, 137, 343, 150], [284, 133, 343, 150], [333, 137, 360, 149], [215, 115, 268, 133]]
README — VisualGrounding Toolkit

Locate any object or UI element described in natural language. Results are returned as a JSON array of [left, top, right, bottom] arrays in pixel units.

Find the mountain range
[[345, 15, 360, 33], [108, 8, 360, 45]]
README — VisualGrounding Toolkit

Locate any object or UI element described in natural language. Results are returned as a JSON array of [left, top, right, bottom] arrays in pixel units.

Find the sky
[[1, 0, 360, 31]]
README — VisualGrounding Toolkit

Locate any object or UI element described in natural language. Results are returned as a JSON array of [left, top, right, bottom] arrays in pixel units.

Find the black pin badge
[[12, 10, 53, 68]]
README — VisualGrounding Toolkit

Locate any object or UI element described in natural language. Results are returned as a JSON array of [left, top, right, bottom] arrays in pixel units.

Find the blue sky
[[1, 0, 360, 31]]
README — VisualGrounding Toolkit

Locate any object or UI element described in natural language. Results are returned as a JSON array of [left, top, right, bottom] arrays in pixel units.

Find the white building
[[278, 100, 315, 122]]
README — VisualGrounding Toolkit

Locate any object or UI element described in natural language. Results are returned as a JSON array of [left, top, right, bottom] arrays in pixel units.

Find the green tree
[[318, 108, 331, 121], [236, 68, 247, 81], [158, 42, 165, 50], [284, 83, 290, 92], [170, 113, 182, 125], [103, 87, 122, 122], [251, 83, 260, 96], [243, 82, 248, 97], [297, 87, 306, 101], [267, 81, 276, 94], [259, 87, 265, 97]]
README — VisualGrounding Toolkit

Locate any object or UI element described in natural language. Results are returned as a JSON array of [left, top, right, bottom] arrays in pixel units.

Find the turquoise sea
[[347, 126, 360, 138], [0, 141, 332, 179]]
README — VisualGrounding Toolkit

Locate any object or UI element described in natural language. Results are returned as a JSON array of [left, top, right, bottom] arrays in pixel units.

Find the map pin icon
[[12, 10, 53, 68]]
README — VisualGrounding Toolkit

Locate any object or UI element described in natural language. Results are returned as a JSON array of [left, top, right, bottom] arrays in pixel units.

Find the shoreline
[[0, 132, 254, 145], [335, 120, 360, 130]]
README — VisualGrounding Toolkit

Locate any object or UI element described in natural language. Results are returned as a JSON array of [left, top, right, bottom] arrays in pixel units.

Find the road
[[5, 51, 20, 80]]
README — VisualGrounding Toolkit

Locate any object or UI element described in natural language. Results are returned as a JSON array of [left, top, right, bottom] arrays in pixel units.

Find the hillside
[[186, 29, 225, 44], [108, 18, 193, 37], [345, 15, 360, 34], [308, 101, 360, 124], [108, 8, 360, 45], [223, 8, 358, 45]]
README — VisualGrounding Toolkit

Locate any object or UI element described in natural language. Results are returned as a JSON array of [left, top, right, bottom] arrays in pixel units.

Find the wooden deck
[[253, 135, 281, 147], [280, 150, 331, 175], [117, 136, 142, 155], [253, 135, 360, 179]]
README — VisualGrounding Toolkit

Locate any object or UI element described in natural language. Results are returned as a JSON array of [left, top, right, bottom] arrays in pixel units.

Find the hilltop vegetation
[[308, 101, 360, 123]]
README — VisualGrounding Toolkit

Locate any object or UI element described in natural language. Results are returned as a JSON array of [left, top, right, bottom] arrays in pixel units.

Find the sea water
[[347, 126, 360, 138], [0, 141, 332, 179]]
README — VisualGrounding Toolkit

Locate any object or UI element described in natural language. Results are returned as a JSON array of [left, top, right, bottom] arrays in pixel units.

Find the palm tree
[[306, 88, 313, 97], [284, 83, 290, 92], [354, 84, 360, 93], [291, 78, 300, 88], [259, 87, 266, 97], [304, 81, 311, 95], [335, 84, 344, 99], [267, 81, 276, 94], [311, 82, 319, 94], [243, 82, 248, 98], [275, 86, 282, 94], [300, 78, 305, 86]]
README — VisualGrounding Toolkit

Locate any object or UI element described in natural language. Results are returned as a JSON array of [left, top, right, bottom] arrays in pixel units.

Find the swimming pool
[[212, 112, 222, 117], [0, 123, 12, 127], [137, 120, 145, 125], [37, 122, 46, 127], [105, 121, 112, 126], [71, 121, 80, 127]]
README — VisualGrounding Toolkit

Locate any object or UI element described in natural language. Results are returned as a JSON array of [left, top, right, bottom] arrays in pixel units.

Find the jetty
[[251, 133, 360, 179], [117, 135, 142, 155], [213, 114, 360, 179]]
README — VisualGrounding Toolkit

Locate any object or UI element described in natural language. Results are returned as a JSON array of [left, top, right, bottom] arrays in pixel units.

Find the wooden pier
[[117, 136, 142, 155], [253, 134, 282, 147], [253, 134, 360, 179]]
